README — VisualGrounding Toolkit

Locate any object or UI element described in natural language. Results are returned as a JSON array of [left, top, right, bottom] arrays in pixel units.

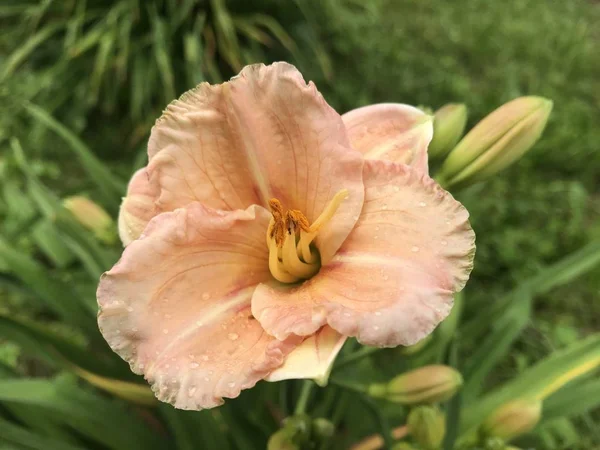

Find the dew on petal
[[195, 321, 204, 327], [202, 355, 209, 361], [393, 186, 400, 192], [126, 306, 134, 312], [419, 201, 427, 207], [228, 382, 236, 388], [163, 328, 169, 334], [411, 246, 420, 252], [382, 204, 388, 210], [228, 333, 239, 341], [373, 325, 380, 330], [204, 377, 210, 382], [375, 311, 382, 316], [188, 387, 197, 396], [202, 292, 211, 300], [164, 313, 172, 319], [190, 362, 199, 369]]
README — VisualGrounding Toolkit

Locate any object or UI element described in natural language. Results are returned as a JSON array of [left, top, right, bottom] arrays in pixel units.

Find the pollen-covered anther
[[266, 190, 348, 284]]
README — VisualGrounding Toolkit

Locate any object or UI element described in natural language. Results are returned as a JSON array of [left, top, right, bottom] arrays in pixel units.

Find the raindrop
[[190, 362, 199, 369], [375, 226, 380, 231], [228, 382, 236, 388], [202, 355, 209, 361], [375, 311, 382, 316], [343, 312, 351, 317], [202, 292, 211, 300], [188, 387, 197, 397], [163, 329, 169, 334], [196, 321, 204, 327], [228, 333, 239, 341], [164, 313, 172, 319], [411, 246, 420, 252], [374, 235, 379, 240], [441, 240, 448, 246], [419, 201, 427, 207], [204, 377, 210, 382], [373, 325, 380, 331], [382, 275, 389, 281], [132, 327, 138, 332], [445, 221, 451, 226], [126, 306, 134, 312], [382, 204, 388, 210], [393, 186, 400, 192]]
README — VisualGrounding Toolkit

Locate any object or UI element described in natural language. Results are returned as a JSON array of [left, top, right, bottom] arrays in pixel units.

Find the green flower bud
[[428, 103, 468, 159], [368, 365, 463, 405], [63, 196, 116, 244], [312, 417, 334, 439], [267, 415, 311, 450], [407, 406, 446, 450], [391, 443, 418, 450], [437, 96, 552, 188], [482, 398, 542, 441]]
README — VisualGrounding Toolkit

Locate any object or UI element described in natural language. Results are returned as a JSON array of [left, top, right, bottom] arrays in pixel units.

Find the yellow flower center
[[266, 190, 348, 283]]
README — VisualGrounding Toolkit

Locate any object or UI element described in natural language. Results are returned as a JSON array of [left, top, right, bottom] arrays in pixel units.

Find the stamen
[[268, 237, 299, 283], [282, 213, 320, 279], [266, 190, 348, 283]]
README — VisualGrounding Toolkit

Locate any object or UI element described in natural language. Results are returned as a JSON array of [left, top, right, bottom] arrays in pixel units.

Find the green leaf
[[31, 219, 76, 268], [23, 103, 126, 204], [0, 377, 166, 450], [0, 237, 95, 330], [0, 417, 86, 450], [461, 294, 532, 400], [542, 378, 600, 421], [160, 406, 231, 450], [461, 333, 600, 433]]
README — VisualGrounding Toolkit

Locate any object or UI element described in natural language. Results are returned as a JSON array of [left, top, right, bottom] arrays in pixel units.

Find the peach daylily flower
[[97, 62, 475, 410]]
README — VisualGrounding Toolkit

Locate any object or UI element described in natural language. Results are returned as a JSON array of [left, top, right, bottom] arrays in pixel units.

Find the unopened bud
[[63, 196, 115, 244], [391, 443, 418, 450], [368, 365, 462, 405], [267, 415, 311, 450], [312, 418, 334, 439], [438, 96, 552, 188], [482, 398, 542, 440], [407, 406, 446, 450], [428, 103, 468, 159]]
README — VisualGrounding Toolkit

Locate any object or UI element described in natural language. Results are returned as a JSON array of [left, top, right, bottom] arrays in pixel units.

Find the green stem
[[294, 380, 314, 415], [334, 346, 383, 371], [329, 378, 369, 394]]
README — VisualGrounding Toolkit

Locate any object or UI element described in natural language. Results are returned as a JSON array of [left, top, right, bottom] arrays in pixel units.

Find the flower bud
[[407, 406, 445, 450], [267, 415, 311, 450], [437, 96, 552, 188], [428, 103, 468, 159], [391, 443, 418, 450], [482, 398, 542, 440], [312, 418, 334, 439], [367, 365, 462, 404], [63, 196, 116, 244]]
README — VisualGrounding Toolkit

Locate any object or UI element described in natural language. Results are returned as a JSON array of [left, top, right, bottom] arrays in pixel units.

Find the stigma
[[266, 190, 348, 283]]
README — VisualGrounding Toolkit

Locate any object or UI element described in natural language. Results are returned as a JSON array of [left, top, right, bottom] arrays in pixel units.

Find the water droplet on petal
[[393, 186, 400, 192], [373, 325, 380, 331], [375, 226, 380, 231], [343, 312, 351, 317], [202, 355, 209, 361], [441, 240, 448, 246], [382, 204, 388, 210], [190, 362, 199, 369], [126, 306, 134, 312], [188, 386, 197, 396], [164, 313, 172, 319], [204, 377, 210, 382], [419, 201, 427, 207], [163, 329, 169, 334], [228, 333, 239, 341], [375, 311, 382, 316], [202, 292, 211, 300], [196, 321, 204, 327], [374, 235, 379, 240], [411, 246, 420, 252], [228, 382, 236, 388], [382, 274, 389, 281]]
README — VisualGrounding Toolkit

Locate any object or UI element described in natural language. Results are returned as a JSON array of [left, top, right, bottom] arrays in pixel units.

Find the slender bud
[[312, 418, 334, 439], [367, 365, 462, 404], [482, 398, 542, 440], [407, 406, 446, 450], [428, 103, 468, 159], [63, 196, 116, 244], [437, 96, 552, 188]]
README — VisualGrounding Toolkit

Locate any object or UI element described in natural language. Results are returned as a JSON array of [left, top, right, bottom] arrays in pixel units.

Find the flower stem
[[294, 380, 314, 415]]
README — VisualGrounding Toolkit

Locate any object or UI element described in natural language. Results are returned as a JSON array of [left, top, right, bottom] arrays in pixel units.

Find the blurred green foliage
[[1, 0, 599, 449]]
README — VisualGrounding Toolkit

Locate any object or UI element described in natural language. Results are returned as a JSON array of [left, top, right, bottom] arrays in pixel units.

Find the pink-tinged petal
[[146, 62, 364, 263], [342, 103, 433, 174], [117, 168, 158, 246], [98, 203, 298, 410], [252, 160, 475, 347], [265, 326, 346, 386]]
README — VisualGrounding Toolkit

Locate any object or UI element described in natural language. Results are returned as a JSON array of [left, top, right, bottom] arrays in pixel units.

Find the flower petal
[[252, 160, 475, 347], [118, 168, 157, 246], [98, 203, 298, 410], [342, 103, 433, 173], [146, 62, 364, 263], [265, 326, 346, 386]]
